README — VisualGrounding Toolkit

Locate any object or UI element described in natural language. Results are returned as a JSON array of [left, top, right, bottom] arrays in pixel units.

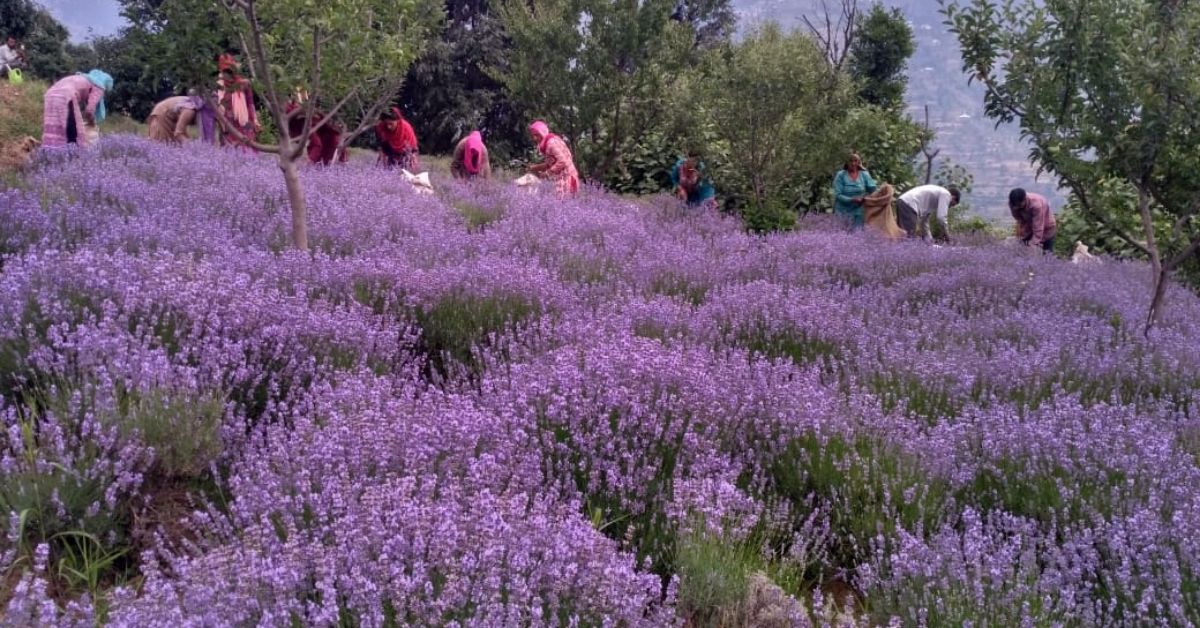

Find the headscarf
[[77, 69, 113, 122], [376, 107, 418, 153], [218, 54, 239, 72], [188, 95, 217, 144], [464, 130, 485, 175], [677, 158, 703, 190], [529, 120, 555, 154]]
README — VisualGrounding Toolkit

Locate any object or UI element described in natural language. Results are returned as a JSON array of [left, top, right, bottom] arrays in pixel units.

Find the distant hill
[[734, 0, 1065, 220]]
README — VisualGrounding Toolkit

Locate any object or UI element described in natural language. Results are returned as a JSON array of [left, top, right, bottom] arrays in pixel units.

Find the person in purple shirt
[[1009, 188, 1057, 253]]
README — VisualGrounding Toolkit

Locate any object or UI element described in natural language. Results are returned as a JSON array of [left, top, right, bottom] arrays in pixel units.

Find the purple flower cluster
[[2, 136, 1199, 625]]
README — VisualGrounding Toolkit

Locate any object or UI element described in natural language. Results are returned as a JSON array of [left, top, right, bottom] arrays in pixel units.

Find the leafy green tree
[[400, 0, 526, 160], [1, 0, 75, 79], [85, 32, 175, 120], [694, 23, 852, 220], [834, 104, 925, 192], [944, 0, 1200, 330], [143, 0, 439, 251], [493, 0, 696, 184], [670, 0, 735, 49], [116, 0, 238, 105], [847, 3, 913, 110]]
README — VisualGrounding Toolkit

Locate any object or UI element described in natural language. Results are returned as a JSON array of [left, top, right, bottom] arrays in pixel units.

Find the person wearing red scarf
[[285, 100, 347, 166], [375, 107, 419, 170]]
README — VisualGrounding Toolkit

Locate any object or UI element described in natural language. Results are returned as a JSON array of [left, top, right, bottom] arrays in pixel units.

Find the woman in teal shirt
[[833, 152, 877, 229], [670, 156, 717, 209]]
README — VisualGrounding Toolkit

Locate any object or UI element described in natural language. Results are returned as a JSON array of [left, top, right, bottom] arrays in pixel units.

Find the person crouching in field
[[1009, 188, 1057, 253], [1, 36, 27, 79], [285, 100, 347, 166], [147, 95, 216, 144], [42, 69, 113, 148], [896, 184, 960, 242], [670, 154, 717, 210], [527, 120, 579, 198], [376, 107, 420, 170], [451, 130, 491, 180]]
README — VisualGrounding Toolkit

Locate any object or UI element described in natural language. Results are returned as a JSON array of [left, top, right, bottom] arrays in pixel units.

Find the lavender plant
[[1, 136, 1199, 624]]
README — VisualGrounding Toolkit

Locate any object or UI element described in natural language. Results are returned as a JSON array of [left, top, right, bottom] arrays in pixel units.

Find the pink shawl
[[530, 120, 557, 154], [464, 131, 485, 175]]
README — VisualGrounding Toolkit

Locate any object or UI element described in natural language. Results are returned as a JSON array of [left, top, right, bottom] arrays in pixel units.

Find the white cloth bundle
[[514, 173, 541, 194], [84, 122, 100, 146], [514, 173, 540, 186], [1071, 241, 1100, 264], [401, 169, 434, 195]]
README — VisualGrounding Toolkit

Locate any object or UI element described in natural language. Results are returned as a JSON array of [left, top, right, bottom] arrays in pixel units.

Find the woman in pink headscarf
[[451, 130, 491, 180], [528, 120, 579, 197]]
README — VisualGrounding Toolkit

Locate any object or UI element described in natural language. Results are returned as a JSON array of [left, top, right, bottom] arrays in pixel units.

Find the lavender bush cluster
[[2, 137, 1199, 626]]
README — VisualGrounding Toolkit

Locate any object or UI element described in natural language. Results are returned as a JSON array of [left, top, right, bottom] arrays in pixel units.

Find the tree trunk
[[280, 153, 309, 251], [1136, 186, 1163, 335], [1146, 264, 1169, 334], [590, 97, 624, 182]]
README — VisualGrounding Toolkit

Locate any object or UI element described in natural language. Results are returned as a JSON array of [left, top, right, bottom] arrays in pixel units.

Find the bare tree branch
[[202, 92, 280, 153], [338, 82, 404, 149], [1057, 169, 1151, 257], [240, 0, 284, 126], [920, 105, 941, 185], [1167, 235, 1200, 270], [309, 86, 363, 135], [803, 0, 858, 70]]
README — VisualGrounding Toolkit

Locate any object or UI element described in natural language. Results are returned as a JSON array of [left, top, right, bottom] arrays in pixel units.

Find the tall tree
[[152, 0, 439, 251], [400, 0, 524, 160], [847, 2, 914, 110], [944, 0, 1200, 331], [494, 0, 696, 183], [86, 31, 175, 119], [696, 23, 851, 215]]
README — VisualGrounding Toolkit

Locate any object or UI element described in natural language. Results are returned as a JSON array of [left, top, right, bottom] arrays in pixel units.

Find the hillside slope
[[734, 0, 1064, 218], [2, 138, 1198, 625]]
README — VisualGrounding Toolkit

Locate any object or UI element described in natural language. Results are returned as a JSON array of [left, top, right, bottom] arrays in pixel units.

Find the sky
[[39, 0, 126, 41]]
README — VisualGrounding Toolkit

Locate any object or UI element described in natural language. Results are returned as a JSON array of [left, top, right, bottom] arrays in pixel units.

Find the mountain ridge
[[734, 0, 1065, 219]]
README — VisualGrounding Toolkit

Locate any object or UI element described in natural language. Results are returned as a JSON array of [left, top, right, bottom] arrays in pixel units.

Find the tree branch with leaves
[[150, 0, 439, 251], [943, 0, 1200, 332]]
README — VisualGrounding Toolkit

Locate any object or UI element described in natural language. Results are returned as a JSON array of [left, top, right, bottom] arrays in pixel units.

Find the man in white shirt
[[0, 36, 26, 76], [896, 185, 960, 242]]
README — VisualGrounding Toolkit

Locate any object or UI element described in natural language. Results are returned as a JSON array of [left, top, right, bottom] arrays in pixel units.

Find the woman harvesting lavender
[[147, 95, 217, 144], [375, 107, 420, 170], [527, 120, 579, 198], [670, 154, 717, 210], [451, 130, 491, 180], [41, 69, 113, 148], [833, 152, 877, 229]]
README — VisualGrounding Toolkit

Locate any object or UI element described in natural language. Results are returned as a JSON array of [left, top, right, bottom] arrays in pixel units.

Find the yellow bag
[[6, 68, 23, 85]]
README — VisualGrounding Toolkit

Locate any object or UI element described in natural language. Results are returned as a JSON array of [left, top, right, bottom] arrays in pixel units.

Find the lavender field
[[2, 137, 1199, 626]]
